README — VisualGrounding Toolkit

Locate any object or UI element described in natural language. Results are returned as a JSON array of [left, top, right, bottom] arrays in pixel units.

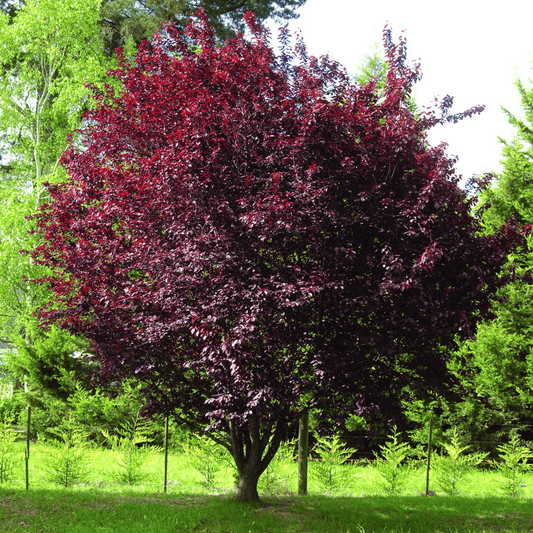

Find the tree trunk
[[229, 417, 284, 502], [235, 468, 262, 502]]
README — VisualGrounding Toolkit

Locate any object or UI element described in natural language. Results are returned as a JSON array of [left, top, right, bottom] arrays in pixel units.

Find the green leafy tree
[[354, 44, 417, 114], [5, 323, 91, 400], [0, 0, 112, 394], [0, 0, 20, 21], [481, 75, 533, 233], [311, 434, 356, 493], [0, 0, 110, 184], [102, 413, 161, 485], [449, 70, 533, 450], [43, 419, 91, 487], [354, 45, 388, 89], [446, 257, 533, 452], [27, 380, 149, 444]]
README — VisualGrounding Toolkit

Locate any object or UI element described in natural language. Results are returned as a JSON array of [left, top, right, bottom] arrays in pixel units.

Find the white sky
[[268, 0, 533, 183]]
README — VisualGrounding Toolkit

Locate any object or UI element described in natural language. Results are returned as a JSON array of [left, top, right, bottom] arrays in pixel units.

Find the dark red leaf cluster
[[32, 11, 521, 430]]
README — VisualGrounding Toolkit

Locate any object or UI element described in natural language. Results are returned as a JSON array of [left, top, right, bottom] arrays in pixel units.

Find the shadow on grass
[[293, 495, 533, 532], [1, 487, 532, 532]]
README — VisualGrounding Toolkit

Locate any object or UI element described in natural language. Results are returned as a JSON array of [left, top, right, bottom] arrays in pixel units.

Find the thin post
[[425, 417, 433, 495], [25, 405, 31, 490], [298, 412, 309, 496], [163, 413, 169, 493]]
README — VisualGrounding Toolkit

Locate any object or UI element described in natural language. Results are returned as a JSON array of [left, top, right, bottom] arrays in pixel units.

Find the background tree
[[480, 74, 533, 233], [100, 0, 307, 53], [0, 0, 112, 395], [354, 45, 387, 88], [31, 13, 520, 502], [443, 73, 533, 452], [0, 0, 112, 184], [0, 0, 20, 20]]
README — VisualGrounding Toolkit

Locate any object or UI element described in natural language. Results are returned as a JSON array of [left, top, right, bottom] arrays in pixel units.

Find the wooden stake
[[298, 412, 309, 496], [25, 405, 31, 491], [425, 417, 433, 495], [164, 414, 169, 493]]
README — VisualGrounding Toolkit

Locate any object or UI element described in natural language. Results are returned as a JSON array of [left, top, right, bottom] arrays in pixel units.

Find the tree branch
[[213, 0, 247, 16]]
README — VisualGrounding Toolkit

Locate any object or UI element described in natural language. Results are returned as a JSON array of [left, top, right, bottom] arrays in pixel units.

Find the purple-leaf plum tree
[[31, 11, 521, 501]]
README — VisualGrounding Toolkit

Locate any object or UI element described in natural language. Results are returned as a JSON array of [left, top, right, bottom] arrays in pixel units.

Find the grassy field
[[1, 442, 533, 532], [2, 489, 533, 532]]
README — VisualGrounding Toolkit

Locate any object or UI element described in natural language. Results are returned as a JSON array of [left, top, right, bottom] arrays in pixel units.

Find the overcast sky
[[268, 0, 533, 183]]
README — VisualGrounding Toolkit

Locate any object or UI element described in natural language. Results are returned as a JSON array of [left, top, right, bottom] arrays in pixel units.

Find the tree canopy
[[31, 11, 521, 501], [100, 0, 307, 53], [480, 76, 533, 233], [0, 0, 111, 396], [449, 69, 533, 446]]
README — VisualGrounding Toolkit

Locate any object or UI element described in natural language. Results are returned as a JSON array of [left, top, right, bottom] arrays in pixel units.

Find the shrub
[[28, 380, 149, 444], [0, 391, 25, 426], [432, 428, 487, 495], [0, 414, 19, 483], [184, 434, 233, 490], [311, 434, 357, 493], [102, 413, 161, 485], [496, 432, 533, 497], [42, 419, 90, 487], [374, 426, 412, 495]]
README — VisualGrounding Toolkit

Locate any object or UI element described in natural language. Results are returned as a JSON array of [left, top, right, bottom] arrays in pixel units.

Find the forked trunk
[[229, 417, 284, 503]]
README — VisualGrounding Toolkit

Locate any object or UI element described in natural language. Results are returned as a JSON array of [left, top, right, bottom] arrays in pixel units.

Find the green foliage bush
[[374, 427, 413, 496], [0, 391, 24, 426], [43, 420, 90, 487], [432, 428, 488, 495], [28, 381, 148, 444], [0, 414, 18, 483], [496, 432, 533, 497], [102, 413, 161, 485], [6, 325, 93, 401], [183, 435, 232, 490], [311, 434, 357, 493]]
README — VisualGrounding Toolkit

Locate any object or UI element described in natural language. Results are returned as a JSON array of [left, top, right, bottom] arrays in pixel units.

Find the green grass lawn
[[2, 490, 533, 532], [1, 443, 533, 532]]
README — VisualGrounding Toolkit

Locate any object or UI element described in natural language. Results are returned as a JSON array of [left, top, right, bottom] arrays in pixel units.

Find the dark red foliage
[[31, 11, 520, 500]]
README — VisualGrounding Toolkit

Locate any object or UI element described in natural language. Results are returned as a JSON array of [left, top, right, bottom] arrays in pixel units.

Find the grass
[[2, 490, 533, 532], [0, 442, 533, 532]]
